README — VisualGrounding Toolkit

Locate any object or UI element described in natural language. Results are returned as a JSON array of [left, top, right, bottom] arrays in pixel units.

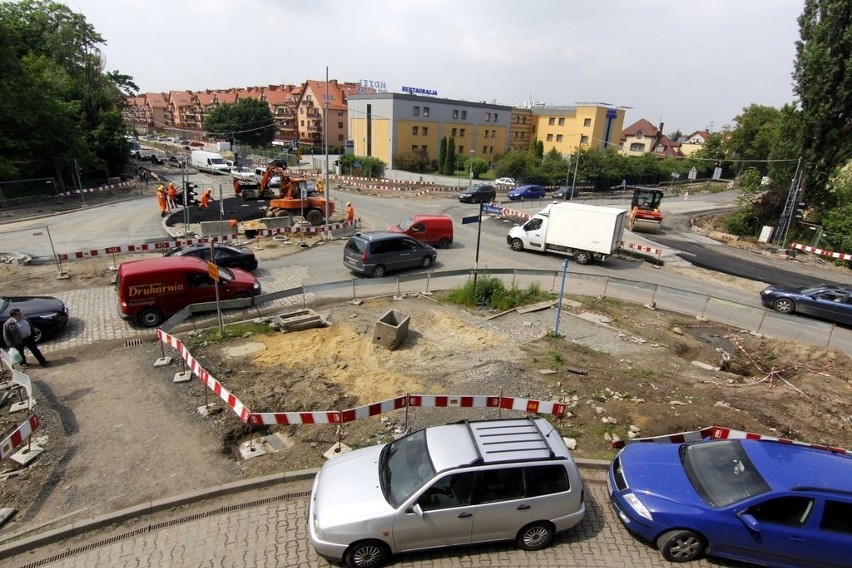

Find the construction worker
[[345, 201, 356, 224], [167, 182, 177, 210], [155, 185, 168, 217], [199, 188, 212, 210], [316, 178, 324, 194]]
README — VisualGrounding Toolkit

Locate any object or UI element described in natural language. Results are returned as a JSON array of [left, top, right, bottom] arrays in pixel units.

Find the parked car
[[608, 436, 852, 566], [387, 215, 454, 249], [458, 184, 496, 204], [167, 155, 186, 168], [507, 185, 545, 201], [308, 417, 585, 568], [0, 295, 69, 345], [164, 244, 258, 272], [760, 284, 852, 326], [189, 141, 204, 148], [149, 152, 168, 165], [552, 186, 581, 200], [134, 148, 155, 161], [343, 232, 436, 278], [495, 177, 516, 188]]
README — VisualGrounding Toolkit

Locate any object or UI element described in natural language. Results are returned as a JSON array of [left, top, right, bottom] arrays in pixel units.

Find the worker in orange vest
[[345, 201, 356, 224], [156, 185, 168, 217], [167, 182, 177, 210], [199, 188, 212, 210]]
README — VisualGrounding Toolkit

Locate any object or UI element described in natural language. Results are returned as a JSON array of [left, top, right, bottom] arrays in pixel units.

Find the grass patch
[[629, 368, 654, 380], [182, 321, 270, 350], [443, 276, 554, 311]]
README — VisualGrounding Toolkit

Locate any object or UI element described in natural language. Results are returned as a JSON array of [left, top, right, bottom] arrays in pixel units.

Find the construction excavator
[[627, 187, 664, 233], [234, 163, 333, 226]]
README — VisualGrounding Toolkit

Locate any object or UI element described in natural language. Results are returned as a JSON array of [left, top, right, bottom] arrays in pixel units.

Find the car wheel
[[421, 255, 434, 269], [245, 260, 259, 271], [773, 298, 796, 314], [29, 326, 44, 343], [656, 529, 705, 562], [574, 250, 592, 265], [438, 238, 451, 249], [510, 238, 524, 252], [137, 308, 164, 328], [344, 540, 389, 568], [371, 265, 386, 278], [516, 521, 554, 551]]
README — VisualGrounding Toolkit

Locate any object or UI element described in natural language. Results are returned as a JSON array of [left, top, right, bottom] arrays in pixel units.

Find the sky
[[63, 0, 805, 135]]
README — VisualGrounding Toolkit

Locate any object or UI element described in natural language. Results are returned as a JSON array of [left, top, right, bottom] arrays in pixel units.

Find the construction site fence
[[160, 266, 846, 356]]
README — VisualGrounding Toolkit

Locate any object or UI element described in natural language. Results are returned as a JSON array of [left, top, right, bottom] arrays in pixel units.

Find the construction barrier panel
[[0, 414, 40, 461]]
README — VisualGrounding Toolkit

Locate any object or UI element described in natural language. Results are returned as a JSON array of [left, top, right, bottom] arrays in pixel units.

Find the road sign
[[461, 215, 480, 225], [207, 261, 220, 282], [482, 204, 503, 215]]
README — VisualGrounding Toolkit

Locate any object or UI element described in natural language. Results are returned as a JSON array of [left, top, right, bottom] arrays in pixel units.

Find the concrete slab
[[153, 357, 173, 368], [196, 403, 221, 417], [323, 442, 351, 460], [262, 433, 294, 453], [9, 398, 35, 413], [223, 342, 266, 358], [172, 371, 193, 383], [10, 444, 42, 466], [239, 440, 268, 460], [0, 507, 15, 530]]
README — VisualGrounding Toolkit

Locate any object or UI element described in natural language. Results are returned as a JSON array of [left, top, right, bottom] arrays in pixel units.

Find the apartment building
[[531, 104, 627, 154], [346, 93, 512, 167]]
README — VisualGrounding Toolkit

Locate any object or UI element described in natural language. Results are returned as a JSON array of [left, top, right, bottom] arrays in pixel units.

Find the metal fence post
[[700, 295, 711, 319], [756, 310, 768, 335]]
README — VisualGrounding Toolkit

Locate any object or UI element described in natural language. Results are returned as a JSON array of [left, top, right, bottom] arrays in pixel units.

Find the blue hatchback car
[[507, 184, 545, 201], [609, 437, 852, 567]]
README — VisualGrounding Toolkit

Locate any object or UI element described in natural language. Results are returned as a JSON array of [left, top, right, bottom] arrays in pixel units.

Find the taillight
[[361, 251, 367, 262]]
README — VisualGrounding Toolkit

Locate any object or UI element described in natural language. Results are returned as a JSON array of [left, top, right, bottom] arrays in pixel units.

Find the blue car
[[609, 436, 852, 566], [507, 184, 545, 201], [760, 284, 852, 326]]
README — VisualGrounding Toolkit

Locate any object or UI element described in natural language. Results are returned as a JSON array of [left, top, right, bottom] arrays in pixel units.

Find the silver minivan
[[308, 418, 585, 567], [343, 231, 437, 278]]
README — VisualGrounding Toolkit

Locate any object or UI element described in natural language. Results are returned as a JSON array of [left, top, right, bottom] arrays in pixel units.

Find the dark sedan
[[760, 284, 852, 325], [164, 243, 259, 272], [507, 184, 546, 201], [0, 295, 70, 345], [553, 186, 581, 200], [458, 184, 496, 203]]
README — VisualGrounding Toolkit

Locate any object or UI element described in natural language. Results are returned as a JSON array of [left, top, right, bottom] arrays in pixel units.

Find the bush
[[722, 207, 760, 236], [443, 277, 552, 311]]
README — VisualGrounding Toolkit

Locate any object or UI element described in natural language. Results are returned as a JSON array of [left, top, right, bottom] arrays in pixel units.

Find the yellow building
[[347, 93, 512, 167]]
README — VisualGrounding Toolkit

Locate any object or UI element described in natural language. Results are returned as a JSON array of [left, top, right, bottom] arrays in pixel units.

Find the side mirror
[[409, 503, 424, 518], [739, 513, 760, 532]]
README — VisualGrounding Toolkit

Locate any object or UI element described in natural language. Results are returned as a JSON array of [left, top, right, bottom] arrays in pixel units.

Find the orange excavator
[[235, 163, 333, 226], [627, 187, 664, 233]]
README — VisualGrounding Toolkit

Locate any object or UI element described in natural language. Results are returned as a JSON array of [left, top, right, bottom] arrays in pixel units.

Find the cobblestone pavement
[[11, 471, 744, 568]]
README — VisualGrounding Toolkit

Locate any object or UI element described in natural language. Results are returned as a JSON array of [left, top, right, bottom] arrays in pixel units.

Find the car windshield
[[379, 429, 436, 508], [681, 440, 771, 507], [397, 218, 415, 231]]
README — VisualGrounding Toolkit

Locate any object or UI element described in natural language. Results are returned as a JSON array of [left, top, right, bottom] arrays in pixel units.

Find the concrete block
[[239, 439, 268, 460], [153, 357, 172, 368], [372, 309, 410, 350], [199, 221, 234, 237], [196, 402, 221, 417], [10, 444, 42, 466], [172, 370, 192, 383], [323, 442, 351, 460], [9, 398, 35, 413]]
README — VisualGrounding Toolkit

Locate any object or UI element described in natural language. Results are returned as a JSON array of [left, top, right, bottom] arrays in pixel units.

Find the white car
[[495, 177, 516, 188]]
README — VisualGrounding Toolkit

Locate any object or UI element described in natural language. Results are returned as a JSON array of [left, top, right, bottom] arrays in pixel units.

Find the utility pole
[[323, 66, 331, 241]]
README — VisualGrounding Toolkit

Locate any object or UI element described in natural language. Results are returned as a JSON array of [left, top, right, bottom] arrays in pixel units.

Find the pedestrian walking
[[199, 188, 212, 210], [167, 182, 177, 210], [2, 308, 48, 367], [156, 185, 168, 217], [345, 201, 355, 223]]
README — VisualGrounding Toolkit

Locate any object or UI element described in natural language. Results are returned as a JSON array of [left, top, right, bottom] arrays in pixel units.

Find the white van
[[191, 150, 229, 175]]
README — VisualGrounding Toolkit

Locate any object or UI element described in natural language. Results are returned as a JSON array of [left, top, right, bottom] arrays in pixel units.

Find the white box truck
[[191, 150, 229, 175], [506, 202, 627, 264]]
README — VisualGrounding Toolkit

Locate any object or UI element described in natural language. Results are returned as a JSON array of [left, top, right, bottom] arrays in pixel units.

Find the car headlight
[[40, 313, 59, 320], [624, 493, 653, 521]]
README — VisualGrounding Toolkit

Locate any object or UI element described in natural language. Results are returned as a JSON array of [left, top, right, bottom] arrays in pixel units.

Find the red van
[[388, 215, 454, 249], [115, 256, 261, 327]]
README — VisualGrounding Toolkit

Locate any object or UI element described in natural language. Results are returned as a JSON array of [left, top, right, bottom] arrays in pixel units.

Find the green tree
[[767, 104, 802, 189], [444, 137, 456, 175], [724, 104, 782, 175], [204, 98, 275, 148], [438, 137, 447, 174], [820, 161, 852, 251], [793, 0, 852, 208]]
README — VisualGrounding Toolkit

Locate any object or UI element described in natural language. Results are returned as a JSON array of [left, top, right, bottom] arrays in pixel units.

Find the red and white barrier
[[496, 206, 531, 221], [57, 179, 137, 197], [791, 242, 852, 262], [613, 425, 851, 455], [621, 241, 663, 256], [0, 414, 40, 461]]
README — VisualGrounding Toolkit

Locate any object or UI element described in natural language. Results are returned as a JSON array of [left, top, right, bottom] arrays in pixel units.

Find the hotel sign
[[358, 80, 388, 94]]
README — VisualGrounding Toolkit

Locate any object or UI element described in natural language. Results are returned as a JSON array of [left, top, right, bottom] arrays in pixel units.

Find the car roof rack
[[456, 417, 557, 465]]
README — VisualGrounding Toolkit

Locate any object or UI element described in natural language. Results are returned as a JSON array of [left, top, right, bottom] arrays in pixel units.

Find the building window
[[584, 118, 591, 127], [460, 128, 465, 137], [548, 117, 555, 125], [656, 144, 665, 153], [461, 110, 467, 120], [423, 107, 430, 117], [630, 142, 645, 152], [494, 114, 498, 122], [421, 145, 427, 152], [635, 131, 645, 139], [413, 106, 420, 116], [558, 118, 565, 126], [483, 146, 487, 153], [338, 134, 344, 141], [458, 146, 465, 154], [423, 126, 428, 135], [412, 126, 419, 135], [453, 109, 459, 119], [556, 134, 563, 142], [546, 134, 553, 141], [486, 112, 492, 122], [337, 122, 343, 128], [580, 135, 589, 144], [338, 110, 344, 116], [412, 145, 418, 152], [300, 120, 304, 127], [452, 128, 457, 137]]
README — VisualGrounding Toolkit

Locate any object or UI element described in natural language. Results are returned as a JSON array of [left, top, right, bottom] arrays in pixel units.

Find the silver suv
[[308, 418, 585, 567], [343, 231, 436, 278]]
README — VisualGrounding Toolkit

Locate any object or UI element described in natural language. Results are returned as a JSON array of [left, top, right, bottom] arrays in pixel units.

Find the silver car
[[308, 418, 585, 567]]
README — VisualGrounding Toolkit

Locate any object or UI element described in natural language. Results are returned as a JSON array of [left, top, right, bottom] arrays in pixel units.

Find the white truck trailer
[[506, 202, 627, 264], [191, 150, 230, 175]]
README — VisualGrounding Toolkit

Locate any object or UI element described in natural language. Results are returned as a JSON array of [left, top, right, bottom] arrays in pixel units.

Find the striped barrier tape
[[791, 242, 852, 262], [0, 414, 40, 461], [612, 425, 851, 455], [57, 179, 137, 197]]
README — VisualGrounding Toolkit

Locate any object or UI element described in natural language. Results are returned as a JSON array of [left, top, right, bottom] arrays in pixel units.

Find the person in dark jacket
[[2, 309, 48, 367]]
